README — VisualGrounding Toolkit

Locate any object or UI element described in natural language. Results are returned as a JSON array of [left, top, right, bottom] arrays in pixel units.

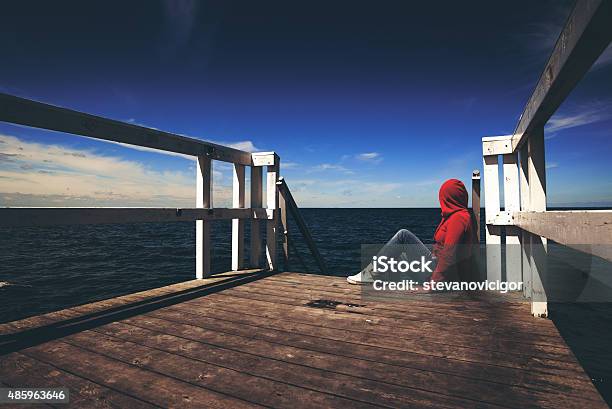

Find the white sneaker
[[347, 270, 374, 285]]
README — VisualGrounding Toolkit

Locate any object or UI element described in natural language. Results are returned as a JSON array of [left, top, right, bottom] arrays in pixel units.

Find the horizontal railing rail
[[0, 207, 274, 227], [513, 210, 612, 262], [0, 93, 252, 165]]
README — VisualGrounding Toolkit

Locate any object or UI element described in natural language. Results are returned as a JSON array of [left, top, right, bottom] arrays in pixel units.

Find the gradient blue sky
[[1, 0, 611, 207]]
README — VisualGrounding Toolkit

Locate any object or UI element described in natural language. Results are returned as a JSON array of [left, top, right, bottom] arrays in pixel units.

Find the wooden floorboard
[[0, 353, 156, 409], [139, 309, 594, 396], [174, 294, 585, 372], [113, 314, 599, 408], [254, 276, 556, 328], [0, 272, 607, 408], [215, 285, 570, 347], [21, 341, 261, 409]]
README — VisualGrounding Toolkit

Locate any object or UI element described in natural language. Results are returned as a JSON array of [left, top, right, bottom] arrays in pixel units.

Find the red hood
[[439, 179, 468, 218]]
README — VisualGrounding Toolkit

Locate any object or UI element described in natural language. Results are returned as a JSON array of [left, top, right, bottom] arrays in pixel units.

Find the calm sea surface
[[1, 208, 611, 402]]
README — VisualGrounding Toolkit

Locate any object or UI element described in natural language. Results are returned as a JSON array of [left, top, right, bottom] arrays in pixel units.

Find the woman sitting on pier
[[347, 179, 478, 285]]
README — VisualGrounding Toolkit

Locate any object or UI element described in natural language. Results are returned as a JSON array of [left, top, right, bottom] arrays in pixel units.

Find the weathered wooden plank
[[258, 281, 536, 324], [511, 0, 612, 151], [22, 341, 260, 409], [242, 274, 549, 318], [265, 273, 536, 312], [90, 320, 596, 409], [147, 306, 595, 390], [63, 331, 379, 409], [0, 207, 272, 228], [249, 276, 534, 315], [514, 210, 612, 262], [177, 293, 585, 371], [0, 92, 252, 165], [0, 353, 156, 408], [120, 314, 600, 402], [197, 286, 575, 356], [225, 279, 564, 336]]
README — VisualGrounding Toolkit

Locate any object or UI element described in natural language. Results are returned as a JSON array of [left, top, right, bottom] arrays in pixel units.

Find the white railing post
[[250, 166, 263, 268], [483, 153, 502, 282], [266, 154, 280, 271], [232, 164, 245, 271], [518, 143, 532, 299], [503, 153, 521, 286], [471, 170, 481, 244], [528, 127, 548, 317], [196, 156, 212, 279]]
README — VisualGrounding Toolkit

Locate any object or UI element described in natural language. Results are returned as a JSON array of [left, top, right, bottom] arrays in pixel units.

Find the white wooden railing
[[0, 93, 293, 277], [481, 0, 612, 317]]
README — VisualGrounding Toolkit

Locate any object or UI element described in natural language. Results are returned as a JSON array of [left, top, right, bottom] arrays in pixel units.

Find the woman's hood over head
[[439, 179, 468, 218]]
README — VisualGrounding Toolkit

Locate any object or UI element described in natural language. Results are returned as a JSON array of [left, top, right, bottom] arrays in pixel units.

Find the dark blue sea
[[1, 208, 612, 403]]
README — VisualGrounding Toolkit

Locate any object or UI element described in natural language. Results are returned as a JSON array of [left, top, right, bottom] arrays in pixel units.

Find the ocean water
[[1, 208, 611, 402], [0, 208, 447, 322]]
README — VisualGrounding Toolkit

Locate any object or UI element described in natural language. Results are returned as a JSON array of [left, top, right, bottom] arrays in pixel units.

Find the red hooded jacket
[[430, 179, 478, 282]]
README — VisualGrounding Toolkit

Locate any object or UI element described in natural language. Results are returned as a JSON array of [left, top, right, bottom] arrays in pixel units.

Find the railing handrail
[[0, 207, 274, 227], [0, 92, 252, 165], [510, 0, 612, 152]]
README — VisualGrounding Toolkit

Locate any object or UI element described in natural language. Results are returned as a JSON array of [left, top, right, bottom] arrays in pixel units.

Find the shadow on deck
[[0, 271, 607, 408]]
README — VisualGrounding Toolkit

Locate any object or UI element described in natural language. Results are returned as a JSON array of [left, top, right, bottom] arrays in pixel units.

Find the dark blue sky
[[1, 0, 611, 207]]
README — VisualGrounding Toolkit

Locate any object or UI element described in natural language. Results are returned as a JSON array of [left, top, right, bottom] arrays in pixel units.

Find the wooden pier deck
[[0, 271, 607, 409]]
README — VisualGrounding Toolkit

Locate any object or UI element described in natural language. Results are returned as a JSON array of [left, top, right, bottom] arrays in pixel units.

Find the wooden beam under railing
[[0, 93, 252, 165], [0, 207, 273, 227], [514, 210, 612, 262]]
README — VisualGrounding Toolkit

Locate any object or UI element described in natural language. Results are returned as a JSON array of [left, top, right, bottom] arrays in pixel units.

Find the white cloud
[[356, 152, 383, 163], [593, 44, 612, 70], [281, 161, 299, 169], [223, 140, 259, 152], [546, 106, 611, 134], [310, 163, 354, 174], [546, 162, 559, 169], [286, 177, 403, 207], [0, 134, 234, 207]]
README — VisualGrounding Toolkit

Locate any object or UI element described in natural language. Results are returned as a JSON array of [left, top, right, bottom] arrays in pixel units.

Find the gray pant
[[361, 229, 435, 282]]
